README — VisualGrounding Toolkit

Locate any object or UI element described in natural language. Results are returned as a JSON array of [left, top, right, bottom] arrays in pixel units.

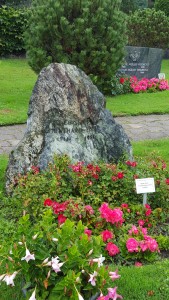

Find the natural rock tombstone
[[6, 63, 132, 192], [119, 46, 163, 79]]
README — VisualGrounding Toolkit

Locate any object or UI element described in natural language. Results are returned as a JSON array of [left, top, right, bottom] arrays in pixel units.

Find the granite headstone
[[119, 46, 163, 79]]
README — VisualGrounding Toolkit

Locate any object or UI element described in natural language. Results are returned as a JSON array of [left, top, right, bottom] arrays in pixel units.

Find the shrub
[[0, 212, 123, 300], [24, 0, 127, 94], [120, 0, 138, 14], [127, 8, 169, 49], [0, 5, 27, 56], [155, 0, 169, 17]]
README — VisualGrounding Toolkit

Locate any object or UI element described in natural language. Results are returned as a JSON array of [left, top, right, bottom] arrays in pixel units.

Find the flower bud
[[52, 238, 58, 242], [32, 234, 38, 240]]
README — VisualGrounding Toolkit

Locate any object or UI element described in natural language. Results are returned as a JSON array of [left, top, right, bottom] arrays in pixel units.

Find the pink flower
[[101, 230, 113, 242], [141, 227, 147, 235], [145, 209, 152, 216], [135, 262, 143, 267], [145, 237, 159, 252], [140, 240, 148, 252], [107, 287, 123, 300], [138, 219, 145, 226], [97, 295, 109, 300], [99, 203, 124, 226], [126, 238, 139, 253], [106, 242, 120, 256], [57, 214, 67, 225], [85, 205, 94, 215], [128, 225, 139, 235], [84, 228, 92, 237], [109, 269, 121, 281]]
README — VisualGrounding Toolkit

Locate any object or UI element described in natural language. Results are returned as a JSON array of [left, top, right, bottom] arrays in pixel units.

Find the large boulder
[[6, 63, 132, 192]]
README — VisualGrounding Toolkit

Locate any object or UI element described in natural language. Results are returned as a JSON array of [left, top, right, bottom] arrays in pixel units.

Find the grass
[[132, 138, 169, 163], [0, 59, 169, 124], [106, 59, 169, 116], [0, 58, 37, 125], [117, 259, 169, 300]]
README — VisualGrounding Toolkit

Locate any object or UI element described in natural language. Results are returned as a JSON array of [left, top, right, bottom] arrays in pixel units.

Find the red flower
[[165, 178, 169, 185], [44, 198, 53, 207], [106, 242, 120, 256], [121, 203, 128, 209], [58, 214, 67, 225], [117, 172, 124, 179], [92, 173, 99, 180], [111, 176, 117, 181], [31, 165, 40, 174], [52, 201, 68, 214], [119, 77, 125, 84], [101, 230, 113, 242], [126, 160, 137, 167]]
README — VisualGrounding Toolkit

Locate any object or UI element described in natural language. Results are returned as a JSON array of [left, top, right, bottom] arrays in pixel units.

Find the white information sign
[[135, 178, 155, 194]]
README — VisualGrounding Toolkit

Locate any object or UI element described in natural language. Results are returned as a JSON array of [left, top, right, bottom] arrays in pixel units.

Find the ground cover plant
[[0, 154, 169, 299]]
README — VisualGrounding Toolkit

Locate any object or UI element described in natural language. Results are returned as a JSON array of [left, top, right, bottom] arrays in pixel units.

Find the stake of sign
[[143, 193, 147, 206]]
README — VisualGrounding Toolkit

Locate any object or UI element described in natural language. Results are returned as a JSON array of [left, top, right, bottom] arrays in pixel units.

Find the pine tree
[[24, 0, 127, 93]]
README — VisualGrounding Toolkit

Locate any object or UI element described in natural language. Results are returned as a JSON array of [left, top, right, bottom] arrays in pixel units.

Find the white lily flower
[[51, 256, 64, 273], [88, 271, 98, 286], [29, 288, 36, 300], [2, 271, 18, 286], [21, 248, 35, 263], [92, 254, 105, 267], [74, 284, 84, 300]]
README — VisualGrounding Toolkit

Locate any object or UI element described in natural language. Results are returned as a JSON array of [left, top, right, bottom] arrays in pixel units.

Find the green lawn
[[0, 59, 169, 124], [0, 58, 37, 125]]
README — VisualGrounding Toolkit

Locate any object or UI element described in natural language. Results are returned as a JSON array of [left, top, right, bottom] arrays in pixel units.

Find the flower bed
[[111, 75, 169, 95], [0, 155, 169, 299]]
